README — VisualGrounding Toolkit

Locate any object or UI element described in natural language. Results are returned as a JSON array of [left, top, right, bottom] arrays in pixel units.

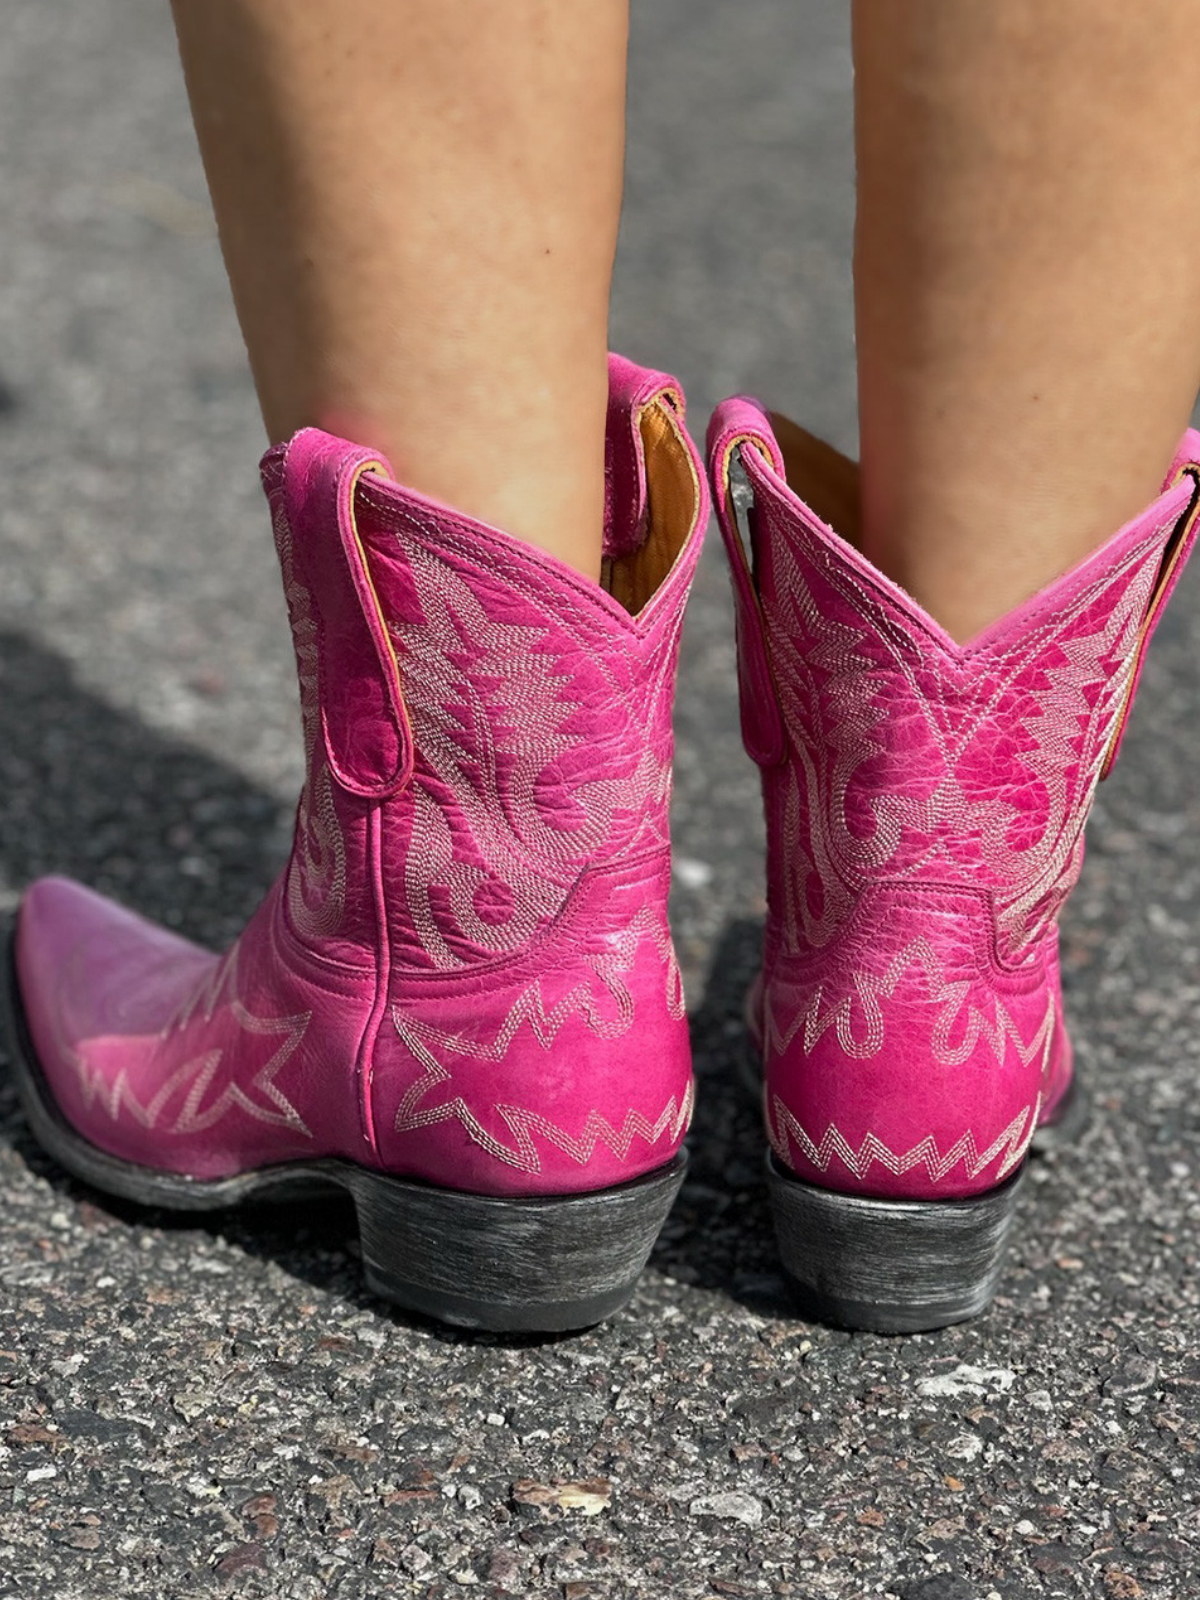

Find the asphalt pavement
[[2, 3, 1200, 1596]]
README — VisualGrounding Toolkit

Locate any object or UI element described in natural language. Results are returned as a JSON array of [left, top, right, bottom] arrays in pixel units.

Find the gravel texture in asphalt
[[2, 3, 1200, 1597]]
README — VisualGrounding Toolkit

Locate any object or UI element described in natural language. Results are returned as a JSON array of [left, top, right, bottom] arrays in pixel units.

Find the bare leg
[[170, 0, 627, 579], [853, 1, 1200, 642]]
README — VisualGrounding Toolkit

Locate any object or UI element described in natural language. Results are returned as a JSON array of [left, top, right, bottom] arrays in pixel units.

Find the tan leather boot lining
[[769, 412, 862, 549], [605, 399, 701, 616]]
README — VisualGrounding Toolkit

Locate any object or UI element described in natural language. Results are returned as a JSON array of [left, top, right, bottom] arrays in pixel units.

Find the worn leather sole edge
[[767, 1155, 1026, 1334], [3, 938, 686, 1334]]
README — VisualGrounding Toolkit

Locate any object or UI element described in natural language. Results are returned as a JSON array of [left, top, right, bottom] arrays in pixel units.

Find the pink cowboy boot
[[709, 397, 1200, 1332], [7, 355, 707, 1332]]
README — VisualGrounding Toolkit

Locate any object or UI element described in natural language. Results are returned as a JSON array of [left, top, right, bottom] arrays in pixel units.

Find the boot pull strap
[[708, 401, 788, 767], [283, 430, 414, 800], [604, 355, 687, 558], [1101, 461, 1200, 780]]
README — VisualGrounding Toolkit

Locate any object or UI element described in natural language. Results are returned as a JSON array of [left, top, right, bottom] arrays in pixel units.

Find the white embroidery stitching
[[763, 529, 1157, 967], [388, 539, 679, 970], [72, 940, 313, 1137], [767, 1092, 1041, 1184], [763, 938, 1058, 1068]]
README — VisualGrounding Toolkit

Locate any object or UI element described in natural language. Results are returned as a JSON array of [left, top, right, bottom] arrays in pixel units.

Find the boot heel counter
[[368, 994, 693, 1200], [368, 851, 694, 1199], [761, 886, 1064, 1201]]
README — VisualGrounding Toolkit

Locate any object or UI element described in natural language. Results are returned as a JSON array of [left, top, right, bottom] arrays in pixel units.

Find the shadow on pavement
[[647, 916, 801, 1318], [0, 627, 287, 940]]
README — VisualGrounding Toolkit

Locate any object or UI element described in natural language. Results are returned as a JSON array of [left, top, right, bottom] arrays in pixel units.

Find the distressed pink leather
[[15, 355, 707, 1197], [710, 396, 1200, 1201]]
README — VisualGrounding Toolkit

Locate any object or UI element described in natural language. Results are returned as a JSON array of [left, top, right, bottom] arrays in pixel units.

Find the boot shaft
[[264, 357, 708, 976], [712, 399, 1200, 968]]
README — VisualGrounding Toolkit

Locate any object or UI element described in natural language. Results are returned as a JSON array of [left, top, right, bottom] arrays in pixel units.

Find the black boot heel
[[767, 1156, 1026, 1334], [348, 1154, 687, 1334]]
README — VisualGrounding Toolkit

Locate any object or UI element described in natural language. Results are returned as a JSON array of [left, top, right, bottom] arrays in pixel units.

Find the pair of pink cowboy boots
[[8, 357, 1198, 1333]]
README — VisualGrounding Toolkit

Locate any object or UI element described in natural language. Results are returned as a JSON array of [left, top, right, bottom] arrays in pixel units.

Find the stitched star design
[[391, 1020, 692, 1175], [72, 947, 312, 1137], [388, 903, 688, 1173]]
